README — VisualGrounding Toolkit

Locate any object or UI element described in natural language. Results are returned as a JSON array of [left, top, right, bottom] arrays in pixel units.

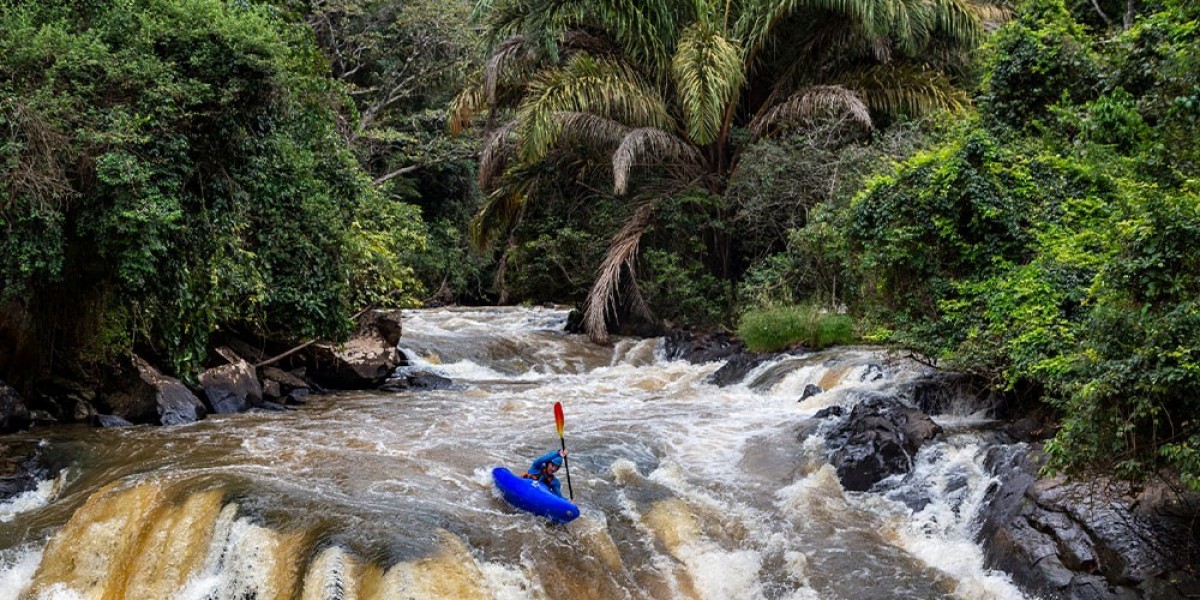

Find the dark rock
[[0, 381, 31, 434], [199, 359, 263, 414], [285, 388, 310, 405], [799, 383, 824, 402], [300, 314, 401, 389], [0, 442, 57, 500], [249, 401, 289, 412], [812, 405, 844, 419], [902, 372, 999, 417], [93, 414, 134, 428], [565, 309, 584, 334], [823, 394, 942, 492], [359, 309, 403, 347], [706, 353, 771, 387], [73, 399, 97, 422], [978, 445, 1200, 600], [660, 330, 747, 364], [261, 378, 281, 400], [259, 366, 309, 392], [100, 357, 206, 426], [381, 371, 453, 392]]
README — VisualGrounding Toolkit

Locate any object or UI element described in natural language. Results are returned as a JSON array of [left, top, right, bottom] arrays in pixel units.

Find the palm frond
[[554, 111, 633, 150], [469, 188, 527, 252], [485, 36, 529, 105], [516, 54, 673, 162], [583, 202, 656, 344], [478, 121, 518, 191], [838, 64, 969, 116], [612, 128, 703, 195], [448, 75, 488, 135], [751, 85, 873, 136], [672, 20, 745, 145]]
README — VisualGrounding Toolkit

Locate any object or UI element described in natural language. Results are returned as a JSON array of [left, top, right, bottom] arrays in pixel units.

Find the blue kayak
[[492, 467, 580, 523]]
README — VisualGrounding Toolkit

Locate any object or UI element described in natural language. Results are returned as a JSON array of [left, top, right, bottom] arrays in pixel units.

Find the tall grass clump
[[737, 306, 856, 352]]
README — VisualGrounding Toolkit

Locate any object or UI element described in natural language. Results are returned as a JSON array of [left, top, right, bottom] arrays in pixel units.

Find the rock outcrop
[[199, 357, 264, 414], [99, 357, 206, 426], [822, 393, 943, 492], [0, 380, 31, 434], [979, 445, 1200, 600], [301, 309, 403, 389]]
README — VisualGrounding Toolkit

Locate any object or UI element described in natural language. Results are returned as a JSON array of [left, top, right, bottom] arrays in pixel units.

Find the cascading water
[[0, 307, 1034, 599]]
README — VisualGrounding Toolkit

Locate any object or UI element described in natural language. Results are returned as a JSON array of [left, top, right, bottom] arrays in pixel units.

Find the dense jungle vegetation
[[1, 0, 1197, 488]]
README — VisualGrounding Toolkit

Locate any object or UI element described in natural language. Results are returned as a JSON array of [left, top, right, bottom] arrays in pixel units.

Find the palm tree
[[452, 0, 997, 342]]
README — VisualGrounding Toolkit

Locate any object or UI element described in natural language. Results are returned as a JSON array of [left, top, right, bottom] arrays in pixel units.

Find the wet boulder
[[259, 366, 310, 395], [99, 357, 206, 426], [381, 371, 453, 392], [301, 310, 402, 389], [706, 353, 772, 387], [93, 414, 135, 428], [799, 383, 824, 402], [979, 446, 1200, 600], [660, 330, 747, 364], [0, 441, 58, 501], [823, 394, 942, 492], [0, 380, 31, 434], [199, 358, 263, 414]]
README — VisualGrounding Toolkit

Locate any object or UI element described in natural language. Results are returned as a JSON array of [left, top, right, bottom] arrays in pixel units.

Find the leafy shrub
[[737, 305, 856, 353]]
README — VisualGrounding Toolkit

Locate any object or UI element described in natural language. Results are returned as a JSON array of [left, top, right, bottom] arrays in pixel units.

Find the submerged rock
[[823, 394, 942, 492], [381, 371, 453, 392]]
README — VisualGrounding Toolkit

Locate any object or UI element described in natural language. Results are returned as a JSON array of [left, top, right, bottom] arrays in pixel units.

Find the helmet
[[549, 455, 564, 467]]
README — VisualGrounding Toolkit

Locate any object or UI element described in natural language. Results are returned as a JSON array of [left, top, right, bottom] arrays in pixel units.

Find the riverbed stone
[[381, 371, 453, 392], [0, 380, 31, 434], [200, 358, 263, 414], [0, 442, 57, 500], [300, 310, 402, 389], [978, 443, 1200, 600], [823, 394, 942, 491], [100, 357, 206, 425]]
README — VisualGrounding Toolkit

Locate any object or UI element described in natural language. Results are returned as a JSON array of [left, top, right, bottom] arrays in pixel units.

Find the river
[[0, 307, 1032, 599]]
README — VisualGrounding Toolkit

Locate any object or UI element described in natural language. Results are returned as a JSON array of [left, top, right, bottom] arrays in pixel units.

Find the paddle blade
[[554, 402, 565, 438]]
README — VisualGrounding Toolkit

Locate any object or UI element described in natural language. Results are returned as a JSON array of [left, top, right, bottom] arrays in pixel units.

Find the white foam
[[0, 546, 43, 600], [0, 470, 68, 523]]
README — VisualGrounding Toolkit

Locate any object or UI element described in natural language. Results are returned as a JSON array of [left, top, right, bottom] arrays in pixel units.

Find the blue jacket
[[524, 450, 564, 497]]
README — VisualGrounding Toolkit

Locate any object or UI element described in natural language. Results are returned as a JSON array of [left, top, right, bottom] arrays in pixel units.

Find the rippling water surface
[[0, 307, 1031, 599]]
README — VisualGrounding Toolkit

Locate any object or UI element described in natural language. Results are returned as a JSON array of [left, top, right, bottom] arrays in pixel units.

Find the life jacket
[[522, 470, 555, 487]]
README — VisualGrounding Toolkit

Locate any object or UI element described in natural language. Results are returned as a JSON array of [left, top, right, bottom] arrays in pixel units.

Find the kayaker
[[522, 449, 568, 498]]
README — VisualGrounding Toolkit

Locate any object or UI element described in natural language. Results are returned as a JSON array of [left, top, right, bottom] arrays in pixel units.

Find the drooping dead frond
[[751, 85, 873, 136], [485, 36, 529, 105], [448, 75, 487, 135], [554, 111, 632, 151], [478, 121, 518, 191], [612, 128, 703, 195], [469, 166, 542, 252], [582, 202, 656, 344]]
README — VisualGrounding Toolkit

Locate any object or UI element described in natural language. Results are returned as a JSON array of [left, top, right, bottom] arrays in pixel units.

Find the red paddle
[[554, 402, 575, 500]]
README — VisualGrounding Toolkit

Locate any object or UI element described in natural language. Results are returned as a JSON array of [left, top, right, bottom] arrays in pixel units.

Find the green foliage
[[0, 0, 424, 378], [809, 0, 1200, 489], [979, 0, 1101, 132], [737, 305, 856, 353]]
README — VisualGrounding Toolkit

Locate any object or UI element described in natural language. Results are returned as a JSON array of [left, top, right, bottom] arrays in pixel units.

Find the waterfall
[[0, 307, 1032, 599]]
